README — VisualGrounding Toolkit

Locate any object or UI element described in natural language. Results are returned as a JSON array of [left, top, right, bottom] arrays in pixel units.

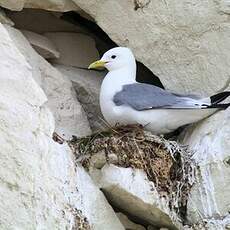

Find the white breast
[[99, 69, 136, 125]]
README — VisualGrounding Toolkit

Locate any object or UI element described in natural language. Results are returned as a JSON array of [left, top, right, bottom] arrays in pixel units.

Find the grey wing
[[113, 83, 210, 111]]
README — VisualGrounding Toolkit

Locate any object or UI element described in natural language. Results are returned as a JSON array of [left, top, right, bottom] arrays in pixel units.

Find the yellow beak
[[88, 60, 107, 70]]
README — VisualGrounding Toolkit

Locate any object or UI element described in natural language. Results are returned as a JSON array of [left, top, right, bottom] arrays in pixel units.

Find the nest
[[68, 125, 195, 219]]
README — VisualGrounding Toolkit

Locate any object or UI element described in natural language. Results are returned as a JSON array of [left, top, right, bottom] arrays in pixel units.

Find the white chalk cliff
[[0, 1, 229, 229]]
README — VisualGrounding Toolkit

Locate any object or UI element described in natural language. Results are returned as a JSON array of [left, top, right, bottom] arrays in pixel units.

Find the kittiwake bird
[[88, 47, 230, 134]]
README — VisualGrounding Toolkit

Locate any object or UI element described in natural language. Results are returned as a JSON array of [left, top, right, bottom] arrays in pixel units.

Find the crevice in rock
[[1, 3, 229, 230], [62, 11, 164, 88], [6, 7, 164, 133]]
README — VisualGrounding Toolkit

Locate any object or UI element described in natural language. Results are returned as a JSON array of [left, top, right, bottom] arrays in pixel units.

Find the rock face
[[56, 65, 104, 131], [74, 165, 125, 230], [8, 9, 84, 34], [45, 32, 100, 68], [5, 25, 91, 139], [0, 0, 79, 11], [181, 108, 230, 226], [72, 0, 230, 95], [22, 30, 60, 59], [0, 23, 124, 230], [116, 212, 146, 230], [1, 0, 230, 229], [0, 22, 73, 229], [3, 0, 230, 94], [92, 165, 181, 230]]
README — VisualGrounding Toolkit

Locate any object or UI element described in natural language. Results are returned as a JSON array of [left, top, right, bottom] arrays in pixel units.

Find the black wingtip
[[210, 91, 230, 104], [207, 103, 230, 109]]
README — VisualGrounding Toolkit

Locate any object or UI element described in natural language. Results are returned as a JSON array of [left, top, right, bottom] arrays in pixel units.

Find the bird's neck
[[106, 66, 136, 85], [100, 66, 136, 101]]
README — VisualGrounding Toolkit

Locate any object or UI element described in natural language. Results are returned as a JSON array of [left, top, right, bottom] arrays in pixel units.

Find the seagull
[[88, 47, 230, 134]]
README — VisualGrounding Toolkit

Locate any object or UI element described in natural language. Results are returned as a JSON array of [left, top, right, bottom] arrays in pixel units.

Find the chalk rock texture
[[56, 64, 105, 131], [5, 25, 91, 139], [0, 23, 124, 230], [22, 30, 60, 59], [8, 9, 84, 34], [181, 108, 230, 224], [45, 32, 100, 68], [72, 0, 230, 95], [74, 165, 125, 230], [0, 22, 76, 229], [91, 164, 182, 230], [116, 212, 146, 230], [0, 0, 229, 229], [0, 0, 79, 11]]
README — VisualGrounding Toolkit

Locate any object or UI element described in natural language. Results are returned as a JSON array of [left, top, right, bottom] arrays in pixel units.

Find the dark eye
[[111, 55, 116, 59]]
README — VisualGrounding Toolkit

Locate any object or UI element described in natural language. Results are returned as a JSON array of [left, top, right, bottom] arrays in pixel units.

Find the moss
[[68, 125, 195, 220]]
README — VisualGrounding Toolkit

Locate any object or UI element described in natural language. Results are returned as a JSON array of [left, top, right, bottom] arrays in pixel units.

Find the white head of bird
[[88, 47, 136, 73]]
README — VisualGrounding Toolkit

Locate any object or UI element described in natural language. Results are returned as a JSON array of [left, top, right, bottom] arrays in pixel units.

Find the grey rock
[[22, 30, 60, 59], [45, 32, 100, 68], [0, 23, 77, 229], [0, 0, 79, 11], [91, 164, 182, 230], [5, 25, 91, 139], [0, 22, 124, 230], [116, 212, 146, 230], [8, 9, 84, 34], [56, 65, 105, 131], [75, 165, 125, 230]]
